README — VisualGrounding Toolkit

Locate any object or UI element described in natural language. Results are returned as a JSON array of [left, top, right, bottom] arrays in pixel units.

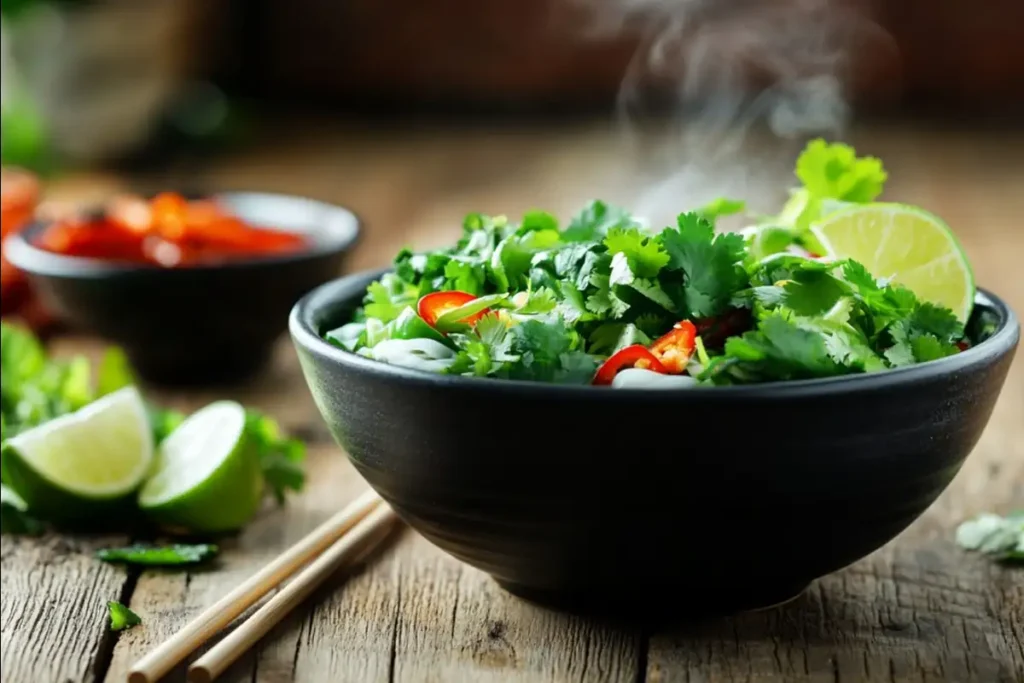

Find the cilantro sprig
[[328, 138, 974, 387]]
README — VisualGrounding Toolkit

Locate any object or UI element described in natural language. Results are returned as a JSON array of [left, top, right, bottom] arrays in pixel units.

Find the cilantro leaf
[[956, 511, 1024, 565], [603, 226, 669, 278], [552, 243, 607, 293], [444, 260, 486, 295], [696, 197, 746, 223], [777, 269, 847, 317], [245, 410, 306, 505], [659, 212, 748, 318], [515, 288, 557, 315], [608, 252, 678, 313], [585, 273, 630, 318], [561, 200, 637, 242], [1, 484, 44, 535], [714, 314, 848, 381], [795, 138, 887, 203], [107, 601, 141, 631], [96, 543, 219, 566], [363, 274, 419, 324], [587, 323, 651, 355], [503, 319, 595, 383]]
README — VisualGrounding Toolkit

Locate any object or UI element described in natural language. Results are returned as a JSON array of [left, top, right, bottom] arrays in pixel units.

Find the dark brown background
[[203, 0, 1024, 117]]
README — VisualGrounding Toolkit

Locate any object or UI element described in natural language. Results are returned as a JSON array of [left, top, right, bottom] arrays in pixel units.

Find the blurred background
[[2, 0, 1023, 334]]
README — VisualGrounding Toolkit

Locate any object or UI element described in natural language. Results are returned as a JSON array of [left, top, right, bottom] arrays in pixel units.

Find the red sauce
[[1, 167, 51, 328], [35, 192, 308, 267]]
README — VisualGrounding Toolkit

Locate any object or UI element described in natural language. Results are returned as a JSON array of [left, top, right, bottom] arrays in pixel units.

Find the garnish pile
[[326, 139, 973, 386]]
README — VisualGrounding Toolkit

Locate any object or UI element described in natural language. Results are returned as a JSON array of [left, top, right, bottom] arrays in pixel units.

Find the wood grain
[[0, 534, 131, 683], [4, 121, 1022, 683]]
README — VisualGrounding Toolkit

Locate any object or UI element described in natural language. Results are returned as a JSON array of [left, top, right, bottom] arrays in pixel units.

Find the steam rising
[[569, 0, 893, 227]]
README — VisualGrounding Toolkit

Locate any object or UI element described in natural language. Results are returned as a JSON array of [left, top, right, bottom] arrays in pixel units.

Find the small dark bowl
[[6, 191, 360, 385], [290, 269, 1019, 620]]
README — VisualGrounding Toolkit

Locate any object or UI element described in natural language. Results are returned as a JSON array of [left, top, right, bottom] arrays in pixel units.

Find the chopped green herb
[[107, 601, 142, 631], [1, 483, 44, 536], [96, 543, 219, 566], [956, 512, 1023, 565], [322, 138, 974, 388]]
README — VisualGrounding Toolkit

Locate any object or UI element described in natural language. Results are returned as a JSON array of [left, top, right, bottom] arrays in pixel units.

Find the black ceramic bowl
[[290, 269, 1019, 619], [6, 191, 360, 385]]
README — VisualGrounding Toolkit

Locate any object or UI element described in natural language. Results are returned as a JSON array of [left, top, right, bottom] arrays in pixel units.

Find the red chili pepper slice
[[592, 345, 668, 385], [417, 291, 487, 328], [650, 320, 697, 374]]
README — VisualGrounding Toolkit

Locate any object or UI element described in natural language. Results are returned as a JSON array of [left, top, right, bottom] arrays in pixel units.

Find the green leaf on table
[[96, 543, 219, 566], [956, 511, 1023, 565], [107, 601, 142, 631], [1, 483, 45, 535], [246, 410, 306, 505]]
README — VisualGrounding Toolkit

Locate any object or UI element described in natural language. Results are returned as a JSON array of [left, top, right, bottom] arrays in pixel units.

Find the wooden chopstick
[[187, 503, 398, 683], [127, 489, 384, 683]]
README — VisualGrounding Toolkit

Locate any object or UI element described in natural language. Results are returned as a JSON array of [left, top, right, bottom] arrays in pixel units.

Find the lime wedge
[[811, 203, 975, 322], [0, 387, 153, 526], [139, 400, 263, 534]]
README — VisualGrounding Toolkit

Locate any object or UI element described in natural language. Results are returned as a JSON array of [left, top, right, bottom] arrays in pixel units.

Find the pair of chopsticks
[[128, 489, 398, 683]]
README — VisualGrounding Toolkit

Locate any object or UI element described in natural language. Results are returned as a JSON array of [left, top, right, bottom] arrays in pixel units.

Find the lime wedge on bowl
[[139, 400, 263, 534], [0, 386, 153, 526], [811, 202, 976, 323]]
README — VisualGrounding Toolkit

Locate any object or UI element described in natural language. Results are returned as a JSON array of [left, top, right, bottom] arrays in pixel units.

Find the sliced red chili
[[955, 341, 970, 352], [592, 345, 668, 386], [650, 320, 697, 374], [417, 291, 486, 328]]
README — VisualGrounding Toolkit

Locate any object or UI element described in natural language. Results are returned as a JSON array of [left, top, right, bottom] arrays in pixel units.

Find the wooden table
[[2, 121, 1022, 683]]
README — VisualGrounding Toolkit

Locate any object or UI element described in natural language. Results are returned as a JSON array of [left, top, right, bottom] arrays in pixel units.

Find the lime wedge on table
[[0, 387, 153, 525], [139, 400, 263, 534], [811, 203, 976, 322]]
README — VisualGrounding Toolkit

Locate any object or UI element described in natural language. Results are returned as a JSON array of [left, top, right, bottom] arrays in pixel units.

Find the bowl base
[[127, 344, 274, 387], [494, 578, 812, 622]]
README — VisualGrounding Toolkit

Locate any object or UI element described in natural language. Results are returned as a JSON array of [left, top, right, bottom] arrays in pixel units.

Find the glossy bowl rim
[[4, 190, 362, 277], [289, 267, 1020, 399]]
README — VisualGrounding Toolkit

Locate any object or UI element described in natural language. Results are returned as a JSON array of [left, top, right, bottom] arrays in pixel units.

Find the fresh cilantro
[[1, 483, 44, 535], [246, 410, 306, 505], [363, 274, 419, 323], [588, 323, 651, 355], [712, 314, 848, 382], [96, 543, 219, 566], [696, 197, 746, 223], [107, 601, 141, 631], [515, 288, 558, 315], [603, 226, 669, 278], [503, 319, 596, 383], [956, 511, 1023, 565], [336, 169, 972, 388], [561, 200, 637, 242], [795, 138, 887, 203], [659, 212, 748, 318], [444, 260, 486, 295]]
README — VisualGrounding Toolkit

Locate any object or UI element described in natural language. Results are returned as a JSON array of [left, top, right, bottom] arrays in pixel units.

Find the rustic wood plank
[[98, 444, 382, 683], [0, 534, 131, 683]]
